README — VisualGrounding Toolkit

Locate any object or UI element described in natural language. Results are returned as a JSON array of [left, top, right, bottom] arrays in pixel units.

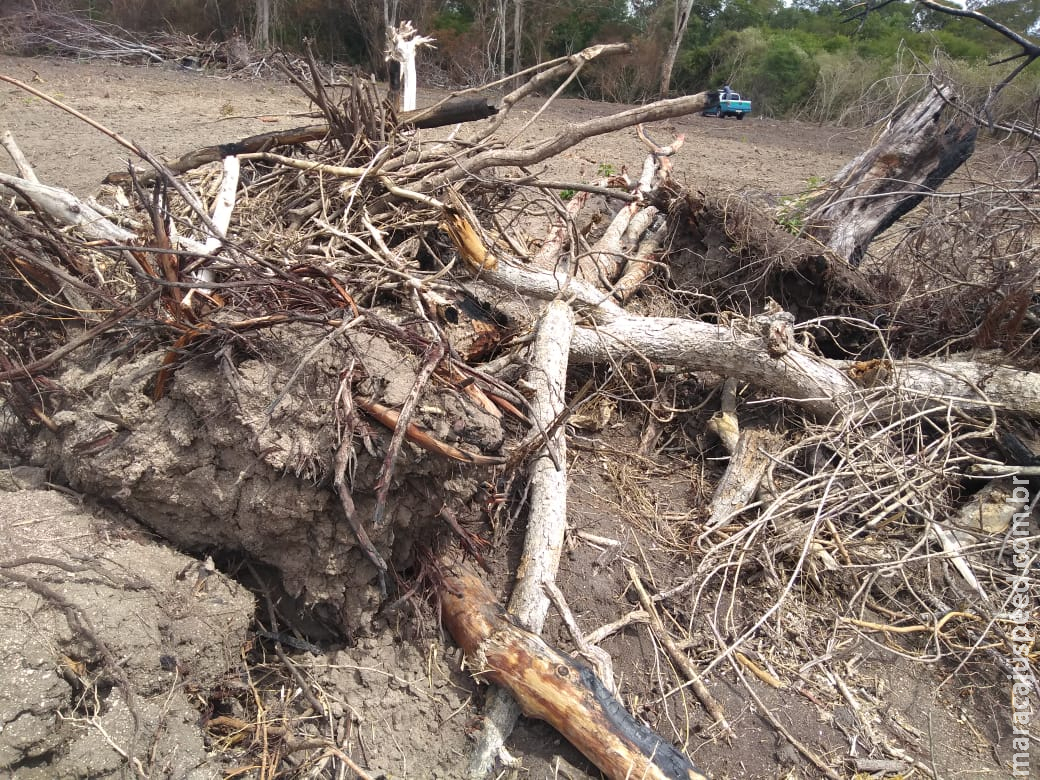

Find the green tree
[[678, 27, 817, 114]]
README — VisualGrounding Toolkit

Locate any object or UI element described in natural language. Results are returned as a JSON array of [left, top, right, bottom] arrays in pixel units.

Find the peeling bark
[[440, 562, 708, 780]]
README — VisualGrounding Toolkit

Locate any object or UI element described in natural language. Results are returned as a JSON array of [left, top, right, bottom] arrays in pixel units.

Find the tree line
[[69, 0, 1040, 121]]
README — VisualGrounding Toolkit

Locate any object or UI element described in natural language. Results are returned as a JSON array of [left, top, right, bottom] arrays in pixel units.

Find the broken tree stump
[[801, 81, 977, 266]]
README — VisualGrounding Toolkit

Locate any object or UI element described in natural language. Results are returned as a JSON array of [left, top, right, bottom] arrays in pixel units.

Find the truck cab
[[702, 90, 752, 120]]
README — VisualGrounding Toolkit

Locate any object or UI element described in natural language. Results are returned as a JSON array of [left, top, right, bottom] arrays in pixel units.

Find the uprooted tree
[[1, 4, 1038, 778]]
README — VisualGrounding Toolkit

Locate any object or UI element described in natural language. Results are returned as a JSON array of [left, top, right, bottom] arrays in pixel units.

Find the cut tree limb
[[1, 130, 40, 183], [401, 96, 499, 129], [567, 315, 1040, 419], [583, 201, 639, 284], [887, 359, 1040, 416], [424, 91, 715, 191], [468, 299, 575, 778], [472, 43, 631, 142], [0, 172, 135, 244], [481, 255, 625, 318], [101, 100, 498, 186], [706, 378, 740, 454], [614, 216, 667, 302], [440, 562, 709, 780]]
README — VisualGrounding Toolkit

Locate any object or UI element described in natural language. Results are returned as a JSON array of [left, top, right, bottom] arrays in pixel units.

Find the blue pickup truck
[[702, 89, 752, 120]]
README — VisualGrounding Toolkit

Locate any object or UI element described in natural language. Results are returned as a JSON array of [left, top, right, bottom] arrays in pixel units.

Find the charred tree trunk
[[801, 82, 977, 267]]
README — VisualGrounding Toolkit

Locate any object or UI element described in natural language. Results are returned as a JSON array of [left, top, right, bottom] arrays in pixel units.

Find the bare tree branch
[[846, 0, 1040, 112]]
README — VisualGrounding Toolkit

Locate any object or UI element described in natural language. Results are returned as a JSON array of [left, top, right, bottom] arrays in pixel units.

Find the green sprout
[[775, 175, 824, 234]]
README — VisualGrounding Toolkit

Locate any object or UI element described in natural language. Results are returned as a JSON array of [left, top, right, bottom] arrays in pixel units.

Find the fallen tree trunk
[[440, 562, 709, 780], [468, 300, 575, 777], [567, 315, 1040, 419], [454, 234, 1040, 420], [568, 314, 854, 419]]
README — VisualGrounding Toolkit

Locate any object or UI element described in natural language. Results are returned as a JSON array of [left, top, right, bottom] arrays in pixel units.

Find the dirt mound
[[33, 320, 503, 632], [0, 489, 253, 777]]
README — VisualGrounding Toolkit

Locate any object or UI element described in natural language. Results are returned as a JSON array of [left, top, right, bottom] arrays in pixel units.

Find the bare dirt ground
[[0, 54, 1018, 779], [0, 55, 866, 198]]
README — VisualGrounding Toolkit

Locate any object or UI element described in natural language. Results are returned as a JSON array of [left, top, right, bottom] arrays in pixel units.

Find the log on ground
[[439, 561, 710, 780]]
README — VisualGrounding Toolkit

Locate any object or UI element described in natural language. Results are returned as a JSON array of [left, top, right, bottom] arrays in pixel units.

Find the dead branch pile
[[875, 152, 1040, 358], [2, 43, 1039, 779], [0, 9, 298, 78]]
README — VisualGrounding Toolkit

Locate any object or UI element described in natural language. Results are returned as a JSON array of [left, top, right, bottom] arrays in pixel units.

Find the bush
[[582, 34, 661, 103], [939, 54, 1040, 131], [426, 19, 495, 87], [799, 51, 890, 124]]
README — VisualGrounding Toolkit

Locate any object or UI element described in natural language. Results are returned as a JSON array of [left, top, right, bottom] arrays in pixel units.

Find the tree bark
[[512, 0, 523, 88], [802, 82, 977, 266], [568, 314, 853, 418], [254, 0, 272, 50], [497, 0, 508, 78], [567, 315, 1040, 419], [467, 300, 574, 778]]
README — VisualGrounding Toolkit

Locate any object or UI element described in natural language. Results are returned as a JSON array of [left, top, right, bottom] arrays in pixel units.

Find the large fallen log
[[453, 242, 1040, 420], [439, 562, 710, 780], [568, 316, 1040, 419]]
